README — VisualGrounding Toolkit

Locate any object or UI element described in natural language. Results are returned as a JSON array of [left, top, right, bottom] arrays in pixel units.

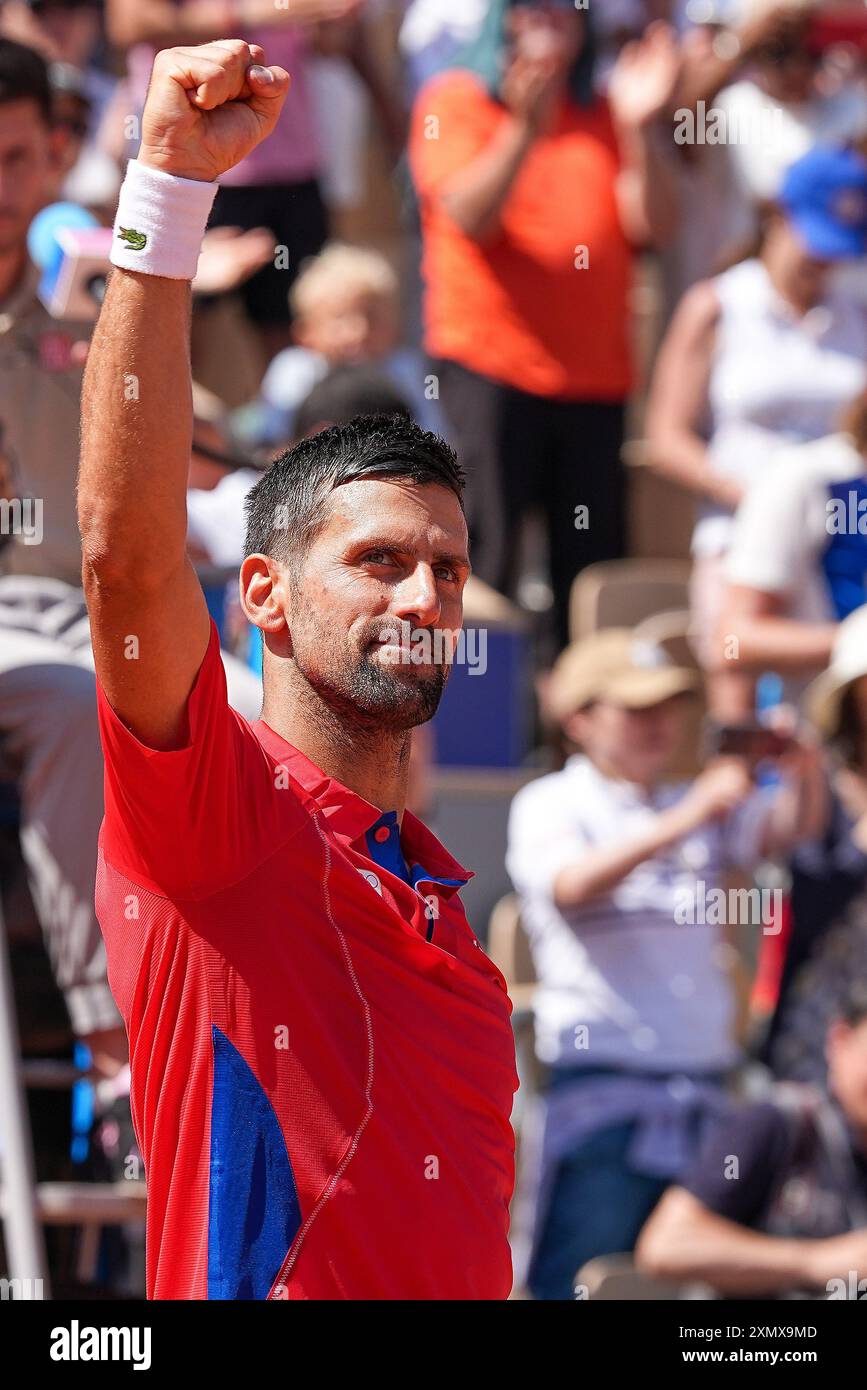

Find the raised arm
[[78, 41, 288, 750]]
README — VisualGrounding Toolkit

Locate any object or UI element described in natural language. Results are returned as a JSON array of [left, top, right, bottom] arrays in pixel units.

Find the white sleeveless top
[[694, 258, 867, 558]]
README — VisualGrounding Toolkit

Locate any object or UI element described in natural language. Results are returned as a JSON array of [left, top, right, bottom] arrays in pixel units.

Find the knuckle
[[219, 39, 251, 60]]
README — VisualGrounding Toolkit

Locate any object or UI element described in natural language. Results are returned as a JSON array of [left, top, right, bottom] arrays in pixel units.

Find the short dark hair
[[293, 364, 412, 441], [0, 40, 53, 126], [836, 977, 867, 1030], [244, 412, 465, 567]]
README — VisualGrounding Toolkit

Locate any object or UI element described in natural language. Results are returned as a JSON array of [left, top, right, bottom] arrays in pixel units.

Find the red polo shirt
[[95, 622, 518, 1300]]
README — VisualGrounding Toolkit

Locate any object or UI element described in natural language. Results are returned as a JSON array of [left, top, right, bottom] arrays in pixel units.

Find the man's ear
[[239, 553, 290, 640]]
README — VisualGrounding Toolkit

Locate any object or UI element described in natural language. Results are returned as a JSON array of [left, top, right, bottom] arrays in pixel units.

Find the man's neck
[[0, 244, 28, 306], [262, 681, 413, 820]]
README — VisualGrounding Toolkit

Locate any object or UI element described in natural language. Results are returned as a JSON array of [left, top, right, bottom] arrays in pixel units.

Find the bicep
[[84, 554, 212, 751]]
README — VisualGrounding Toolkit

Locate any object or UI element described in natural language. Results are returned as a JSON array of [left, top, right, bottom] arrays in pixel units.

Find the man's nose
[[392, 565, 441, 628]]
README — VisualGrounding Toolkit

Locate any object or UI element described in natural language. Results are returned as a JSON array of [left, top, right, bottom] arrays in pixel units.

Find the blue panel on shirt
[[208, 1026, 302, 1300], [365, 810, 411, 885], [822, 478, 867, 620]]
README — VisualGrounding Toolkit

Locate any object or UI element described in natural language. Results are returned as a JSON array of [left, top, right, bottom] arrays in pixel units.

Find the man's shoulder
[[509, 758, 593, 825], [707, 1088, 815, 1160]]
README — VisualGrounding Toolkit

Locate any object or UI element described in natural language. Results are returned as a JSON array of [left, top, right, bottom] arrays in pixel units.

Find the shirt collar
[[253, 720, 473, 894]]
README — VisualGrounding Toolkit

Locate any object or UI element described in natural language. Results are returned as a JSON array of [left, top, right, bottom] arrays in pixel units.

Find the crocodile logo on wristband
[[117, 227, 148, 251]]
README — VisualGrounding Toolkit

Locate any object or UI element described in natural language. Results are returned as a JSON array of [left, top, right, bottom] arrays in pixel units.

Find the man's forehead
[[0, 100, 48, 143], [319, 476, 468, 547]]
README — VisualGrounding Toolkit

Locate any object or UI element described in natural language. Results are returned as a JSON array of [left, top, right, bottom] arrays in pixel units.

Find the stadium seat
[[575, 1253, 700, 1301], [569, 559, 691, 642]]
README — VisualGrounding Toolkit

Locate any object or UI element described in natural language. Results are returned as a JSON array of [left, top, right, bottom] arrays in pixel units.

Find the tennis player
[[78, 40, 518, 1300]]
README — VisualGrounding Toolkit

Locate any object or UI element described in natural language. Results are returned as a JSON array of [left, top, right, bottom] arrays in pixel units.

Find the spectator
[[409, 4, 681, 649], [766, 882, 867, 1086], [637, 981, 867, 1299], [761, 605, 867, 1072], [1, 0, 121, 208], [506, 627, 824, 1298], [716, 391, 867, 713], [667, 0, 867, 304], [646, 145, 867, 715], [254, 242, 445, 445], [0, 37, 123, 1071]]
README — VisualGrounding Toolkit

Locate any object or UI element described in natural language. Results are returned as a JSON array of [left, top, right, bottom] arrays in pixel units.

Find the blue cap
[[779, 146, 867, 261]]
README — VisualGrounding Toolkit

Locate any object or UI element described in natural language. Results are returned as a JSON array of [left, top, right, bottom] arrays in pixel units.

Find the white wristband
[[110, 158, 218, 281]]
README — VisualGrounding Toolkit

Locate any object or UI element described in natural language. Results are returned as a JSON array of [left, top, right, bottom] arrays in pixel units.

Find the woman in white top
[[646, 144, 867, 714]]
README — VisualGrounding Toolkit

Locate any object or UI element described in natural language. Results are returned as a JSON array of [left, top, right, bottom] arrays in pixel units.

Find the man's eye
[[435, 566, 459, 583], [362, 550, 394, 566]]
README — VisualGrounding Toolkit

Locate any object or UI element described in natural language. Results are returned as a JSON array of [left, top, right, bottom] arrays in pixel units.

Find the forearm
[[646, 429, 739, 507], [713, 615, 836, 674], [616, 122, 678, 248], [439, 117, 535, 242], [553, 804, 695, 910], [639, 1208, 816, 1296], [108, 0, 235, 49], [346, 23, 406, 144], [79, 270, 193, 583], [677, 47, 742, 113]]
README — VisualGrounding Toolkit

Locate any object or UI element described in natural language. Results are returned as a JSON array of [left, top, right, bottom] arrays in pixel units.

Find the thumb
[[247, 63, 291, 103], [245, 64, 290, 132]]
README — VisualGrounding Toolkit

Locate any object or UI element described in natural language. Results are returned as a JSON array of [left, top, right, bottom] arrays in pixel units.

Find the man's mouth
[[368, 628, 443, 670], [373, 635, 422, 666]]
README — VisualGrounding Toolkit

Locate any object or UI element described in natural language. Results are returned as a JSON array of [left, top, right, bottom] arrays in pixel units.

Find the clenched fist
[[139, 40, 290, 184]]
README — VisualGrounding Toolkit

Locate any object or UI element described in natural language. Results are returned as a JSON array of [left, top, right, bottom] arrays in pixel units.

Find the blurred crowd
[[4, 0, 867, 1300]]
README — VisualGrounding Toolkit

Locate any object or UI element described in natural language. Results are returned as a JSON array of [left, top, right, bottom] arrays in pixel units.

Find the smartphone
[[705, 719, 793, 762]]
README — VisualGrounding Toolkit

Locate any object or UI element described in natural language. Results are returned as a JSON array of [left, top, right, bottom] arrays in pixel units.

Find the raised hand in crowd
[[193, 223, 276, 294], [608, 20, 682, 133]]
